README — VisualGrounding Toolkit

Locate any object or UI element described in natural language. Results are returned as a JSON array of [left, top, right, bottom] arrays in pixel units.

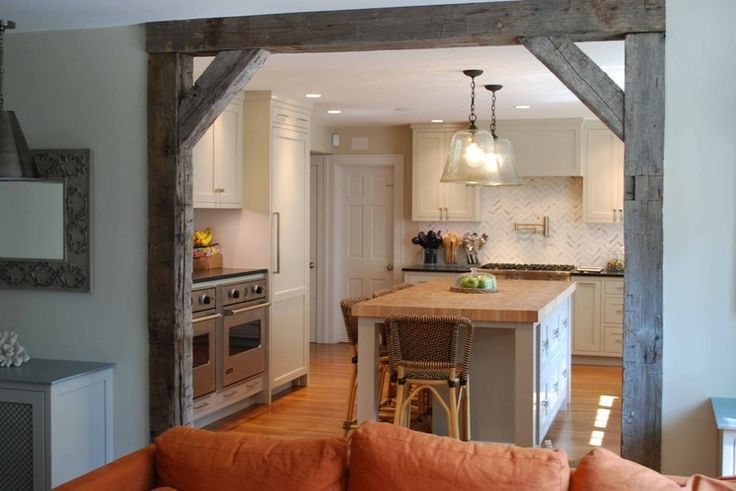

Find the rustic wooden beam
[[178, 49, 269, 151], [621, 32, 665, 470], [148, 52, 195, 438], [146, 0, 665, 54], [522, 36, 624, 140]]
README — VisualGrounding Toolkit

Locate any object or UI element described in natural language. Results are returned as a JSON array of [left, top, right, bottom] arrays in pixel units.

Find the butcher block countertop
[[352, 278, 576, 323]]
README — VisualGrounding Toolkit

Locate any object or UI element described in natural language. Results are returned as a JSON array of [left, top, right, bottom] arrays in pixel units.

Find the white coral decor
[[0, 331, 31, 367]]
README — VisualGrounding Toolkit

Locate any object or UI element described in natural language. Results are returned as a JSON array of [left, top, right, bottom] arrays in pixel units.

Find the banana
[[193, 228, 214, 247]]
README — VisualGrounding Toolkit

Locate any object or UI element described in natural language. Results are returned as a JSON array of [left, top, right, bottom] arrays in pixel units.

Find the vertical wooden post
[[148, 52, 194, 438], [621, 32, 665, 470]]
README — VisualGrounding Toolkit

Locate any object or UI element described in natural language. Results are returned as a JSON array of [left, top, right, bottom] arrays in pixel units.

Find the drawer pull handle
[[616, 309, 623, 313], [542, 340, 549, 351], [225, 368, 234, 374], [553, 382, 559, 393], [553, 328, 560, 339], [562, 369, 568, 379], [297, 117, 308, 122], [223, 390, 237, 398], [562, 318, 569, 327], [276, 113, 290, 118], [193, 402, 209, 410]]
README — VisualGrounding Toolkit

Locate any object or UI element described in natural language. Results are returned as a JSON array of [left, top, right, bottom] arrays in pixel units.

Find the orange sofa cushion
[[154, 427, 346, 491], [348, 421, 570, 491], [54, 444, 156, 491], [570, 448, 736, 491]]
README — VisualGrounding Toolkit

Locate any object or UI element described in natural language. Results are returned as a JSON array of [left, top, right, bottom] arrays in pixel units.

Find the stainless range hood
[[0, 19, 34, 178]]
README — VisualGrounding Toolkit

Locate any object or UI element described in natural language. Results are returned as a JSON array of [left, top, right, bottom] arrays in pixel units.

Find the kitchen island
[[352, 278, 575, 446]]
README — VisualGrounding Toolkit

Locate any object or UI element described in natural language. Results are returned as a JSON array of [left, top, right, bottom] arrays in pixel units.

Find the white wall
[[2, 27, 149, 457], [662, 0, 736, 475]]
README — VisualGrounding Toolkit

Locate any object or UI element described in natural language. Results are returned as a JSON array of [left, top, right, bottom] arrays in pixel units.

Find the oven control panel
[[222, 279, 268, 306], [191, 287, 217, 313]]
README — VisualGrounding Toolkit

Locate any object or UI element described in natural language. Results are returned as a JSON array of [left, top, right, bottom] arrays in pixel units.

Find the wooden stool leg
[[460, 382, 471, 441], [343, 360, 358, 437], [393, 381, 407, 427], [448, 385, 459, 439]]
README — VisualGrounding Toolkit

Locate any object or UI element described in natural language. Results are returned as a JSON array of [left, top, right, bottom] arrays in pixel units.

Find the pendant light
[[0, 20, 34, 178], [478, 84, 520, 186], [440, 70, 497, 185]]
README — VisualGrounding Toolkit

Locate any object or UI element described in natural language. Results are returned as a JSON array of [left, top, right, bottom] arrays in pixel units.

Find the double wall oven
[[191, 271, 268, 422]]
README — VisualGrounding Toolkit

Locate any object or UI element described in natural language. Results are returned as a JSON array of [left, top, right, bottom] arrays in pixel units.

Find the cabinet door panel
[[270, 294, 307, 386], [213, 101, 243, 207], [272, 128, 308, 293], [572, 280, 601, 353], [193, 125, 217, 208], [504, 124, 580, 176], [412, 131, 444, 220], [583, 124, 624, 223]]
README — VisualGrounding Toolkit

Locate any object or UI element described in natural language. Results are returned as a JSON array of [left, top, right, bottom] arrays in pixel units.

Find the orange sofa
[[56, 421, 736, 491]]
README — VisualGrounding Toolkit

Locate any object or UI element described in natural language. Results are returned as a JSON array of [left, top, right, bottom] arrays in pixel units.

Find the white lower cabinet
[[572, 276, 623, 358], [0, 360, 114, 490]]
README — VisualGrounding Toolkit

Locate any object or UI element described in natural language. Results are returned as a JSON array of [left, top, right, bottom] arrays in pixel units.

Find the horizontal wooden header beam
[[146, 0, 665, 54]]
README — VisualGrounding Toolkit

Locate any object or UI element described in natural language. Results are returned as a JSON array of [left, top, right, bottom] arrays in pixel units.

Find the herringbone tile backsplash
[[410, 177, 624, 268]]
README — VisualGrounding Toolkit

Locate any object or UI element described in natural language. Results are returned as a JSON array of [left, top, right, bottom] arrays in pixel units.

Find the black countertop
[[193, 267, 268, 283], [0, 359, 114, 386], [571, 269, 624, 277], [402, 264, 625, 277], [401, 264, 472, 273]]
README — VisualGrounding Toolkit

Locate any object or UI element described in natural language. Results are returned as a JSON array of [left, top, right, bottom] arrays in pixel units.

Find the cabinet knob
[[386, 264, 394, 271]]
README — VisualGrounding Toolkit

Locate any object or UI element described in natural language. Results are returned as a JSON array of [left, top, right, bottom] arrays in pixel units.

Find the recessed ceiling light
[[515, 105, 531, 109], [305, 93, 322, 98], [431, 119, 444, 123], [326, 109, 342, 114]]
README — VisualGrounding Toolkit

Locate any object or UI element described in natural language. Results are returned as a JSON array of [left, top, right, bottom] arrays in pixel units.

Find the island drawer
[[602, 327, 623, 355], [603, 297, 624, 324], [604, 279, 624, 296]]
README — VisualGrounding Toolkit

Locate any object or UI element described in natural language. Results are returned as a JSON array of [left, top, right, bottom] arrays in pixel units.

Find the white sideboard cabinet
[[0, 359, 114, 490]]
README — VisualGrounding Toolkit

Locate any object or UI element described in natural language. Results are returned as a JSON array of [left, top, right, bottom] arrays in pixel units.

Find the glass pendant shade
[[441, 127, 498, 184], [470, 137, 521, 186]]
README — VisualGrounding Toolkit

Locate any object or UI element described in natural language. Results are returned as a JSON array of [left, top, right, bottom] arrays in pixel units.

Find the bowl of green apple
[[450, 269, 499, 294]]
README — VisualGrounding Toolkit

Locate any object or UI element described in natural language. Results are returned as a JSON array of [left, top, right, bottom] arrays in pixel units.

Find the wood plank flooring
[[208, 343, 621, 462]]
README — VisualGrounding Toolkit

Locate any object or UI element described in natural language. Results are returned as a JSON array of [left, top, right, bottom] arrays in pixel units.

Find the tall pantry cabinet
[[244, 92, 310, 390]]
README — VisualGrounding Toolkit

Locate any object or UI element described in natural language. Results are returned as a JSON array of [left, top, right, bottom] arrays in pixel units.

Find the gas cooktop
[[480, 263, 576, 272]]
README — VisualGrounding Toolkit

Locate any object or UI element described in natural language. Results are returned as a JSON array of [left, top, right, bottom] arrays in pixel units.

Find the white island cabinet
[[0, 359, 114, 490], [353, 278, 574, 447]]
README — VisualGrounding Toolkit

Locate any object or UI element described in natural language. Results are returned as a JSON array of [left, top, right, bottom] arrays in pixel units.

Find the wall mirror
[[0, 150, 91, 292]]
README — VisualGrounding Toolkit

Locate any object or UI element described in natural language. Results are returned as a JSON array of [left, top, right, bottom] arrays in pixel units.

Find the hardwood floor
[[208, 343, 621, 462]]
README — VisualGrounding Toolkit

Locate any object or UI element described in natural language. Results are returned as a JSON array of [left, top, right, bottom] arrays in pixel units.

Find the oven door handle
[[224, 303, 271, 316], [193, 313, 222, 323]]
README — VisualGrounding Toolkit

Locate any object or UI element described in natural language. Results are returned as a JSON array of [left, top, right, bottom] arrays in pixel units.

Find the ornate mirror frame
[[0, 149, 91, 292]]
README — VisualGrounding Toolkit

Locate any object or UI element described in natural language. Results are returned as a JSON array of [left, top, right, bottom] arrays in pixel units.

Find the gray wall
[[2, 26, 149, 456], [662, 0, 736, 475]]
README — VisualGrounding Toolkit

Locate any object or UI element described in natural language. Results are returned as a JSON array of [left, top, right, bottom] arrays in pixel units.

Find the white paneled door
[[337, 165, 395, 300]]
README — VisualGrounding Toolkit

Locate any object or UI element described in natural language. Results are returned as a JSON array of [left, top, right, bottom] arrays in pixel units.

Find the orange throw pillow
[[570, 448, 736, 491], [154, 427, 347, 491], [348, 421, 569, 491]]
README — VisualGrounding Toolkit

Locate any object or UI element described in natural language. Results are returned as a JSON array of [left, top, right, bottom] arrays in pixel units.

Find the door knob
[[309, 262, 315, 269], [387, 264, 394, 271]]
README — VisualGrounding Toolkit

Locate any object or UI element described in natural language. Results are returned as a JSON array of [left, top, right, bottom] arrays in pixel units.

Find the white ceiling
[[6, 0, 624, 127]]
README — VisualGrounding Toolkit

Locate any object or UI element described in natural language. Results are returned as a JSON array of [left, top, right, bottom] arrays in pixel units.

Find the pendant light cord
[[468, 76, 478, 131], [489, 89, 497, 139]]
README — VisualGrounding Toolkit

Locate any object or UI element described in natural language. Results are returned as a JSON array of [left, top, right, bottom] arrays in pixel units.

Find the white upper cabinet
[[411, 125, 480, 222], [193, 93, 244, 209], [501, 118, 582, 177], [582, 120, 625, 223]]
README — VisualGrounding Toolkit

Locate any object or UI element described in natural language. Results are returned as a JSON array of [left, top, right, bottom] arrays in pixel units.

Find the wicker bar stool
[[385, 314, 474, 440], [339, 295, 395, 436]]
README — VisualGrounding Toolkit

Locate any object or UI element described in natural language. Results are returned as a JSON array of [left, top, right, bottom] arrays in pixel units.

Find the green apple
[[460, 276, 479, 289], [477, 276, 496, 290]]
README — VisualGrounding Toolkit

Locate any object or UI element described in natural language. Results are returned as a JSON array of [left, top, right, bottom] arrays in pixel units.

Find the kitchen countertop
[[193, 267, 268, 283], [352, 277, 576, 323], [572, 269, 624, 277], [401, 264, 472, 273]]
